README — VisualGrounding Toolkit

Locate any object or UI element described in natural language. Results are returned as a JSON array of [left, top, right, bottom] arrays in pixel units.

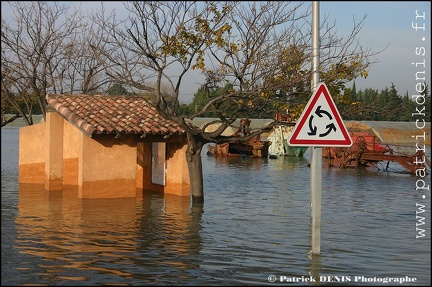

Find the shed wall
[[19, 123, 46, 184]]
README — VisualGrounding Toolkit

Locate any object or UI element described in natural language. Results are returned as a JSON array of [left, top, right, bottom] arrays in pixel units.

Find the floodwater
[[1, 126, 431, 286]]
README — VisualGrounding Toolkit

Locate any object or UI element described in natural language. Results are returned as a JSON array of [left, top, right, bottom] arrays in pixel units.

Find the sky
[[181, 1, 430, 103], [2, 1, 431, 104], [320, 1, 431, 98]]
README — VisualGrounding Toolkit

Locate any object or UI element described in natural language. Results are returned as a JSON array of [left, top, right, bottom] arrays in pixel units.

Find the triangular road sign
[[288, 83, 353, 147]]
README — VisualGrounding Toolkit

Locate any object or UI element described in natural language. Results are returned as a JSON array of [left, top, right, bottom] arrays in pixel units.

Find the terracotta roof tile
[[46, 94, 185, 137]]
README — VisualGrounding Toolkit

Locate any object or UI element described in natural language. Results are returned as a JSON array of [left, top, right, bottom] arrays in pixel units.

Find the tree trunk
[[186, 133, 204, 203]]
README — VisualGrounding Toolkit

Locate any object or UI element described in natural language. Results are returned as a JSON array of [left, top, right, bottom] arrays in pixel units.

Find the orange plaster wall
[[165, 141, 190, 196], [19, 163, 45, 184], [18, 111, 191, 199], [79, 178, 138, 199], [45, 112, 64, 190], [78, 133, 138, 198], [136, 142, 150, 191], [63, 158, 79, 186], [63, 120, 80, 185], [19, 123, 46, 184], [136, 140, 190, 196]]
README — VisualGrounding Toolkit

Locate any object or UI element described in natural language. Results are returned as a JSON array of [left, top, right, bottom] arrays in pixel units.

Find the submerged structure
[[266, 125, 308, 158], [322, 121, 431, 174], [206, 118, 272, 158], [203, 113, 307, 159], [266, 112, 308, 158], [19, 94, 190, 198]]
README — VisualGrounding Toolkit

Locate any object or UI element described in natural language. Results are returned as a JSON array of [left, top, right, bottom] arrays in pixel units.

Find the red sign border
[[288, 83, 353, 147]]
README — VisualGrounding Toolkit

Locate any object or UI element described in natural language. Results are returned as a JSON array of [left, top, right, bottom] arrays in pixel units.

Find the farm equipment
[[322, 131, 431, 174], [207, 118, 272, 158]]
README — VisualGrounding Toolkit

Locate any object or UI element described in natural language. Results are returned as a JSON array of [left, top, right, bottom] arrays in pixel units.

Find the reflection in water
[[15, 184, 203, 284], [2, 129, 431, 285], [308, 253, 321, 286]]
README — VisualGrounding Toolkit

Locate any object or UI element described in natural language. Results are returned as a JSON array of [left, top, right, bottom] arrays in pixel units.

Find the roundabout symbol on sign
[[288, 83, 353, 147], [307, 106, 336, 137]]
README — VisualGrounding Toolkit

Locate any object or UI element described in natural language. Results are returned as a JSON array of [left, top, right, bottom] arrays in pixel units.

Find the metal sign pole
[[310, 1, 322, 255]]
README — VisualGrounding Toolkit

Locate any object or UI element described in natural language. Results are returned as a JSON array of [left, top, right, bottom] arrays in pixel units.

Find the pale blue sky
[[321, 1, 431, 98], [2, 1, 430, 103]]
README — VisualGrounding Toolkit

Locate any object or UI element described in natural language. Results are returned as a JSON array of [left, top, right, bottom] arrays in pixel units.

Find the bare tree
[[63, 13, 112, 95], [0, 1, 109, 125], [90, 1, 382, 202], [1, 1, 80, 122]]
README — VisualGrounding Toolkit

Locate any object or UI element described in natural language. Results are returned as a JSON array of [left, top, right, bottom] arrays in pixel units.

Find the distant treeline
[[175, 82, 431, 122], [346, 83, 430, 122], [2, 82, 430, 123]]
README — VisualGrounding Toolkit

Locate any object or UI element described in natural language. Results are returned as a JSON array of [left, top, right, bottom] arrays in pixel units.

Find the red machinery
[[322, 131, 431, 174]]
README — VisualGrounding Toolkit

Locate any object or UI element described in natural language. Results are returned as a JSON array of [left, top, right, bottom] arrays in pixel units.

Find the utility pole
[[310, 0, 322, 255]]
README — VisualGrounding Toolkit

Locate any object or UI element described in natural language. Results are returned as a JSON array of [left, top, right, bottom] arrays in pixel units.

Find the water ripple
[[2, 128, 430, 286]]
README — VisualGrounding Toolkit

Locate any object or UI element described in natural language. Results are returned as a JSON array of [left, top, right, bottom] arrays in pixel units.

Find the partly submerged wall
[[19, 122, 46, 184], [18, 112, 190, 199]]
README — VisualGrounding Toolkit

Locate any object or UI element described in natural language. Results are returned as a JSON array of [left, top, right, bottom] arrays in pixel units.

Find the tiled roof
[[46, 94, 185, 137]]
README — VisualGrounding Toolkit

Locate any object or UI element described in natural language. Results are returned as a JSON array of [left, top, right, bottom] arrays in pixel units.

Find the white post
[[310, 1, 322, 255]]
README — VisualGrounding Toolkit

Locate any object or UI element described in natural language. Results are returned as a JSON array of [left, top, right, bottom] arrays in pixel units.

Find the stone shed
[[19, 94, 190, 198]]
